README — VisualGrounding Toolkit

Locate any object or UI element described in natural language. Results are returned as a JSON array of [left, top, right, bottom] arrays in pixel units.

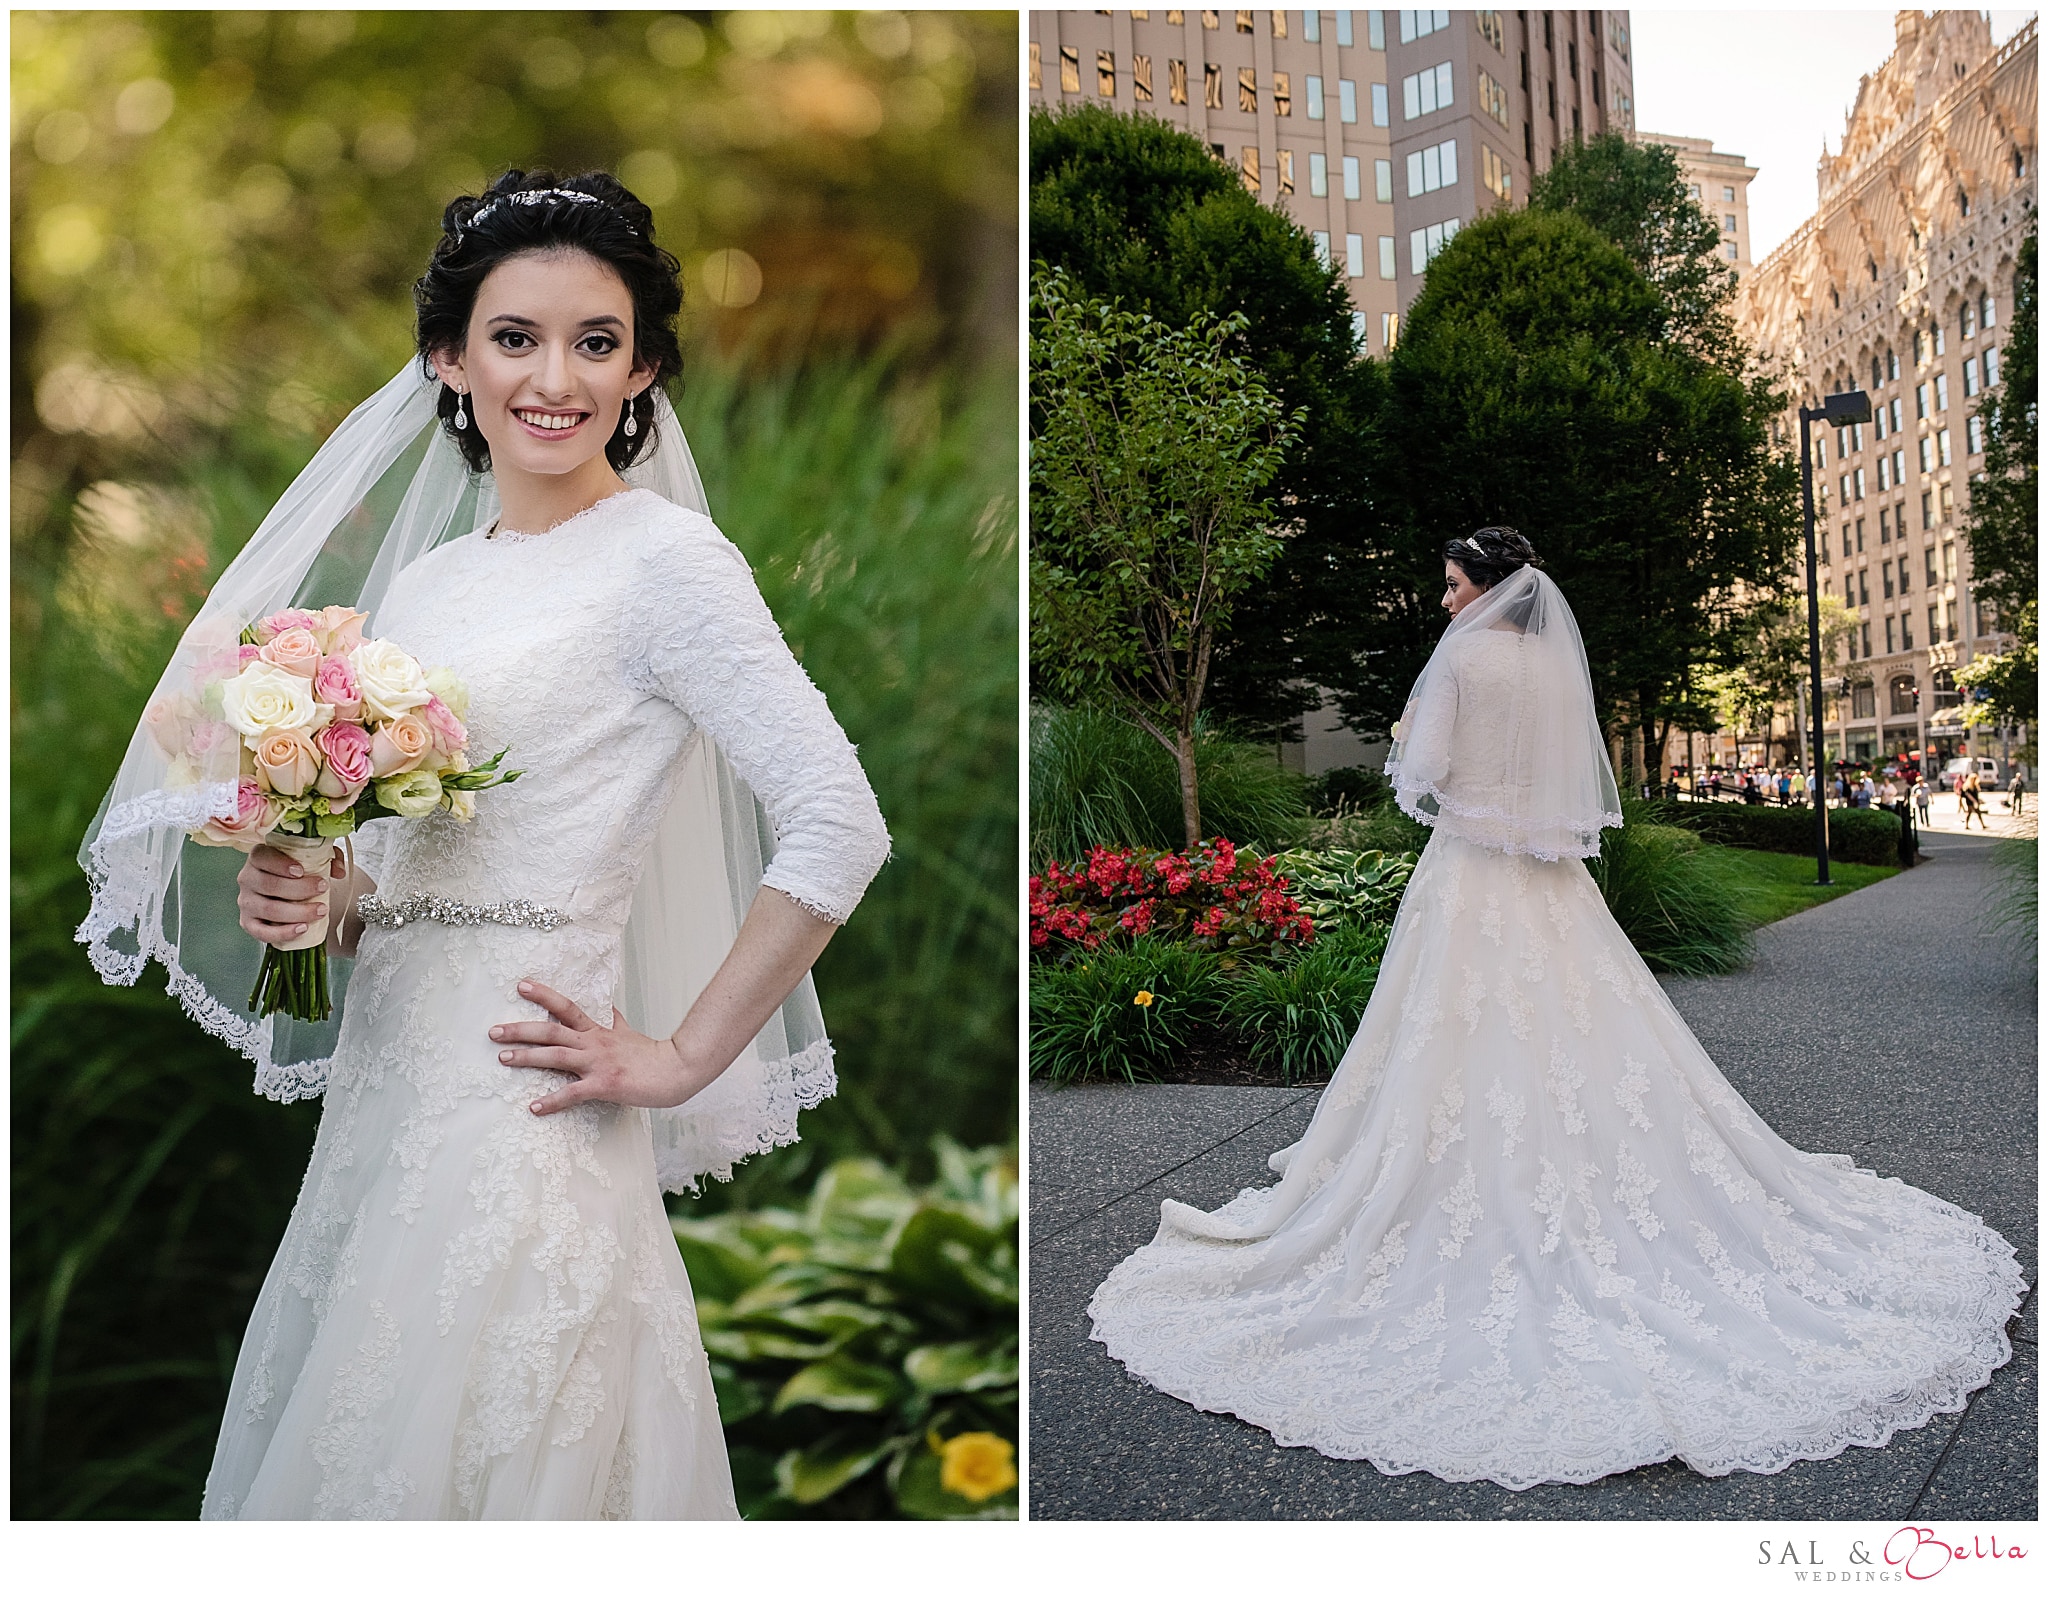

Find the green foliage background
[[12, 10, 1018, 1519]]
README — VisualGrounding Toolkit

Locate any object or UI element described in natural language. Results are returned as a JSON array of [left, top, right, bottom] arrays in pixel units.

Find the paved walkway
[[1027, 830, 2036, 1520]]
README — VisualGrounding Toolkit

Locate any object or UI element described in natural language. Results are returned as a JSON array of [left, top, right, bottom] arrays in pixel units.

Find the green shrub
[[1304, 765, 1391, 816], [1589, 803, 1755, 975], [675, 1140, 1017, 1520], [1665, 800, 1904, 866], [1277, 795, 1435, 856], [1268, 847, 1416, 932], [1215, 925, 1389, 1082], [1029, 703, 1305, 861], [1027, 939, 1227, 1082]]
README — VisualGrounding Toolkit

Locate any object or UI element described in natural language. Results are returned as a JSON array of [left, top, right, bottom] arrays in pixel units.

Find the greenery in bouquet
[[1030, 837, 1314, 959], [673, 1140, 1017, 1519]]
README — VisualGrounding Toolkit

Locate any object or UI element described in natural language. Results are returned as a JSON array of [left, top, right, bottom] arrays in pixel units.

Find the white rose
[[423, 665, 469, 719], [352, 639, 432, 722], [220, 662, 323, 739]]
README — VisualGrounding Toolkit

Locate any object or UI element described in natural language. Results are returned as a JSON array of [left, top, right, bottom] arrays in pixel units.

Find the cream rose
[[446, 787, 476, 823], [143, 693, 201, 758], [221, 662, 325, 739], [369, 712, 431, 777], [254, 728, 321, 797], [257, 627, 322, 679], [313, 604, 367, 655], [423, 665, 469, 719], [352, 638, 432, 721]]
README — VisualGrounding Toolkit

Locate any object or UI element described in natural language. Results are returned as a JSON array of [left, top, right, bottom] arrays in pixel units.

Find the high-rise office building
[[1642, 132, 1757, 276]]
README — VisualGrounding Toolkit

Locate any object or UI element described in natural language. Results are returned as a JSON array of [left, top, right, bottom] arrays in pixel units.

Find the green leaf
[[903, 1338, 1018, 1395], [774, 1435, 892, 1505], [887, 1205, 1015, 1310], [772, 1354, 903, 1414]]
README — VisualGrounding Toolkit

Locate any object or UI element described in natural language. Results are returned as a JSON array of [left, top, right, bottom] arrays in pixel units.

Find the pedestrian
[[1962, 772, 1988, 830], [1913, 778, 1931, 826], [1860, 774, 1877, 808], [1778, 770, 1792, 806], [2010, 771, 2027, 816], [1791, 769, 1808, 807]]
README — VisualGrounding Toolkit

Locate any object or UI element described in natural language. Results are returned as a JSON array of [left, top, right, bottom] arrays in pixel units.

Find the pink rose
[[253, 607, 322, 645], [369, 712, 431, 777], [313, 605, 368, 655], [238, 644, 262, 668], [315, 721, 374, 798], [312, 654, 363, 720], [255, 728, 320, 797], [186, 718, 235, 761], [193, 778, 279, 851], [257, 627, 322, 678], [143, 695, 196, 758], [419, 695, 468, 755]]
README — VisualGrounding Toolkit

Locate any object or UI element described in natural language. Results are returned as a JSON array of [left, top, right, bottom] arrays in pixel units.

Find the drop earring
[[623, 396, 638, 438], [453, 389, 468, 431]]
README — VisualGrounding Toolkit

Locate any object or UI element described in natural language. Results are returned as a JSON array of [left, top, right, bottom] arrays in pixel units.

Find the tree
[[1372, 208, 1801, 775], [1030, 104, 1386, 738], [1030, 271, 1301, 846], [1956, 226, 2037, 732], [1702, 591, 1857, 764], [1528, 132, 1739, 358]]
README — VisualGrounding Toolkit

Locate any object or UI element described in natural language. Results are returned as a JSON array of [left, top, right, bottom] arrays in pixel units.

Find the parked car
[[1941, 755, 2005, 790]]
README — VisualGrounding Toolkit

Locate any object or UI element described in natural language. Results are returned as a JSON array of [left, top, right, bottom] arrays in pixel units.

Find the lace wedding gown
[[202, 488, 889, 1519], [1089, 627, 2026, 1489]]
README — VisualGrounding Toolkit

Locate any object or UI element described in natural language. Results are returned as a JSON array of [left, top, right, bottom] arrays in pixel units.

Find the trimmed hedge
[[1666, 802, 1904, 866]]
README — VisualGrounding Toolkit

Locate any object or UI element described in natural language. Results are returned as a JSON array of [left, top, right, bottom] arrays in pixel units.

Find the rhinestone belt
[[355, 893, 570, 932]]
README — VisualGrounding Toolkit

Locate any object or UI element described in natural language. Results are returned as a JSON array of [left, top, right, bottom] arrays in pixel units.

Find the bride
[[1089, 527, 2025, 1489], [76, 171, 891, 1518]]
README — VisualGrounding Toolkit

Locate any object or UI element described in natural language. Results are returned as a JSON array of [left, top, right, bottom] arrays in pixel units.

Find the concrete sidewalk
[[1027, 830, 2037, 1520]]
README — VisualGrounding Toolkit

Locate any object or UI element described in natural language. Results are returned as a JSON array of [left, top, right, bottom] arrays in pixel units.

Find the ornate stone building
[[1735, 11, 2035, 775]]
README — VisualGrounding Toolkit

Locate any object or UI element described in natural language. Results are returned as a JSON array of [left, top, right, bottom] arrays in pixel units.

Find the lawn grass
[[1719, 846, 1898, 926]]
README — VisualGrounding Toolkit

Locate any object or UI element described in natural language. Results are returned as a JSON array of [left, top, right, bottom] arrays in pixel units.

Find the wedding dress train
[[1089, 584, 2025, 1490]]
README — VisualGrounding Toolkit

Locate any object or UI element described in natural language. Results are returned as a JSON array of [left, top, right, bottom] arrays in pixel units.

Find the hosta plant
[[1267, 847, 1416, 932], [672, 1139, 1018, 1520]]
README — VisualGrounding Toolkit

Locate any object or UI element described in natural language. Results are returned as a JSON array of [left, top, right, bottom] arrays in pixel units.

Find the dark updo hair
[[413, 169, 684, 475], [1443, 525, 1541, 589]]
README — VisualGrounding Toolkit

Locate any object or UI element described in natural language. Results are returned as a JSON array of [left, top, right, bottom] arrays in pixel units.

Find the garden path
[[1026, 828, 2036, 1520]]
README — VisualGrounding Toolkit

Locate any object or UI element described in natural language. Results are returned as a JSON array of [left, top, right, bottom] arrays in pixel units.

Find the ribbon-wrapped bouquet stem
[[148, 604, 520, 1021]]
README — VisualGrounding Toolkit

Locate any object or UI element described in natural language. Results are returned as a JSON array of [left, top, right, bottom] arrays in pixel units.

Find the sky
[[1630, 8, 2037, 262]]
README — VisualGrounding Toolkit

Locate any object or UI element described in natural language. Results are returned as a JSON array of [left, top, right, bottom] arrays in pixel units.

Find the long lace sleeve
[[622, 507, 891, 924]]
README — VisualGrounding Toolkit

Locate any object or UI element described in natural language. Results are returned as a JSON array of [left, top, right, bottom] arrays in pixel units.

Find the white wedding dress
[[201, 488, 889, 1519], [1089, 625, 2026, 1489]]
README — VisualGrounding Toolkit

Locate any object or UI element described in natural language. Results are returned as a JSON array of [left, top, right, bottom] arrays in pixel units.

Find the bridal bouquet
[[146, 604, 521, 1023]]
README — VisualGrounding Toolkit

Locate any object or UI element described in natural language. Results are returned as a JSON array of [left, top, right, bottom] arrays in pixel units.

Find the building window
[[1967, 415, 1984, 455], [1306, 74, 1323, 119], [1933, 323, 1945, 357], [1897, 544, 1910, 591], [1340, 78, 1358, 122], [1273, 70, 1290, 115], [1921, 490, 1933, 528], [1885, 617, 1896, 655], [1371, 82, 1389, 125], [1379, 235, 1396, 279], [1854, 467, 1865, 500], [1335, 10, 1353, 47], [1383, 310, 1400, 350], [1271, 10, 1287, 38], [1029, 41, 1041, 91], [1957, 185, 1970, 218], [1873, 402, 1887, 441], [1343, 154, 1361, 199], [1929, 607, 1943, 649], [1936, 428, 1951, 466], [1687, 182, 1701, 200], [1984, 345, 2000, 386], [1201, 9, 1219, 28], [1722, 184, 1735, 203], [1400, 9, 1451, 42], [1872, 356, 1884, 393], [1367, 10, 1385, 49], [1375, 157, 1392, 201], [1855, 518, 1865, 554], [1168, 57, 1188, 104], [1882, 559, 1894, 598], [1893, 448, 1904, 485], [1962, 356, 1979, 398], [1205, 61, 1223, 108], [1839, 473, 1851, 505], [1409, 216, 1460, 274], [1099, 51, 1118, 97], [1888, 350, 1900, 381], [1915, 381, 1928, 419], [1723, 213, 1736, 233], [1981, 292, 1996, 327], [1061, 46, 1081, 95], [1470, 67, 1506, 134], [1277, 148, 1294, 194], [1351, 309, 1366, 347], [1407, 138, 1458, 197], [1235, 9, 1253, 31], [1303, 9, 1319, 42], [1877, 456, 1890, 492], [1725, 242, 1738, 261], [1312, 230, 1332, 266], [1239, 66, 1257, 112], [1889, 396, 1902, 431], [1892, 672, 1917, 713], [1933, 373, 1948, 412], [1240, 146, 1260, 192], [1482, 143, 1512, 202], [1960, 300, 1976, 339], [1309, 151, 1328, 196], [1853, 681, 1876, 718], [1133, 55, 1154, 101], [1925, 545, 1938, 584], [1402, 61, 1454, 119], [1346, 233, 1364, 278]]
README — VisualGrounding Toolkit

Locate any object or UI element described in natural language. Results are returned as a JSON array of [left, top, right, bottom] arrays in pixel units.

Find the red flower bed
[[1029, 838, 1315, 956]]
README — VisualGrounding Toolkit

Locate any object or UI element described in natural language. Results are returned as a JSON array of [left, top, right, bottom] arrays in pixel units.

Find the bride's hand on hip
[[494, 980, 720, 1115]]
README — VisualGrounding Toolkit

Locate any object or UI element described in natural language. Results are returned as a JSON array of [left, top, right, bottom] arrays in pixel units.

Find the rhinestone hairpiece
[[465, 188, 607, 231], [357, 893, 569, 932]]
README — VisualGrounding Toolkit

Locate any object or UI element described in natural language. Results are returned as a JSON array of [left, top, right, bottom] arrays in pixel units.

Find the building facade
[[1642, 131, 1758, 276], [1028, 9, 1636, 353], [1736, 10, 2035, 774]]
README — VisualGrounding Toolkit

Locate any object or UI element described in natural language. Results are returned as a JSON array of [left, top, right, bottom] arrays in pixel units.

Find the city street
[[1027, 828, 2036, 1520]]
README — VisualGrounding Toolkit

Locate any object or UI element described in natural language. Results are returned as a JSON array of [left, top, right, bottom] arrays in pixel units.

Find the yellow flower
[[936, 1431, 1017, 1502], [1133, 990, 1155, 1007]]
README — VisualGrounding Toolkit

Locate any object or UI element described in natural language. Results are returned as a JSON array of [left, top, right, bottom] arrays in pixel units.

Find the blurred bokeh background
[[12, 10, 1018, 1518]]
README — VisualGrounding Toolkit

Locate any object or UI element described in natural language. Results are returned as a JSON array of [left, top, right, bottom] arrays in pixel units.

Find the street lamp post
[[1798, 389, 1873, 887]]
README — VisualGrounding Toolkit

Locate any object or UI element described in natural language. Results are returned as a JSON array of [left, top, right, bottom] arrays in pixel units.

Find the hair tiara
[[463, 187, 636, 235]]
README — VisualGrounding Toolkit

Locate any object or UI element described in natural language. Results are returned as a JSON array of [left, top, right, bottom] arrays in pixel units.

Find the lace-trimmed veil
[[1383, 563, 1622, 861], [75, 357, 831, 1191]]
